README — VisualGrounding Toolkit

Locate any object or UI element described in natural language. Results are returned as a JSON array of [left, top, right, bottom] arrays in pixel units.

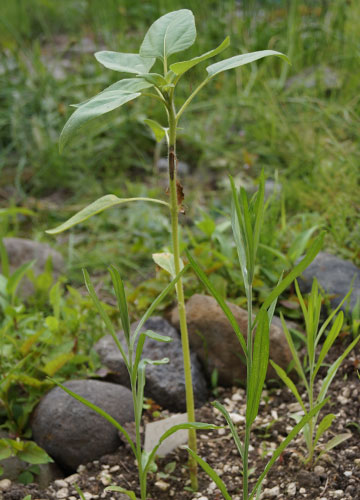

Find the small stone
[[333, 490, 344, 498], [77, 464, 86, 472], [344, 470, 352, 477], [314, 465, 325, 476], [218, 427, 225, 435], [109, 465, 120, 472], [337, 395, 348, 405], [0, 479, 11, 491], [54, 479, 68, 488], [65, 473, 80, 484], [155, 480, 170, 491], [56, 488, 69, 499], [354, 458, 360, 466], [231, 392, 242, 402], [229, 413, 245, 424], [299, 487, 306, 494], [287, 482, 296, 496], [197, 497, 209, 500], [261, 485, 280, 498]]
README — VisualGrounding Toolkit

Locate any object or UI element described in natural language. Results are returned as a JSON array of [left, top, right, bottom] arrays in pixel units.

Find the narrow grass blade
[[46, 195, 169, 234], [246, 309, 269, 426], [212, 401, 244, 460], [0, 239, 9, 278], [317, 433, 351, 459], [280, 313, 308, 389], [131, 265, 189, 347], [270, 361, 306, 413], [252, 171, 265, 260], [109, 265, 131, 344], [185, 447, 232, 500], [312, 312, 343, 383], [7, 260, 35, 299], [317, 334, 360, 405], [260, 232, 324, 311], [249, 399, 328, 499], [313, 414, 335, 448], [185, 250, 247, 357], [315, 288, 352, 346], [83, 269, 129, 370], [50, 379, 136, 455]]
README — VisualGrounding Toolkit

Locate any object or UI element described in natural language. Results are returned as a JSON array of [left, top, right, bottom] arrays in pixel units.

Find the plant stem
[[243, 284, 253, 500], [167, 99, 198, 490]]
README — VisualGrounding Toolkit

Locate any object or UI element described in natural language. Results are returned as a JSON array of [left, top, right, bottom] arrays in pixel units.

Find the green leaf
[[7, 260, 35, 299], [108, 265, 131, 344], [270, 361, 306, 413], [246, 309, 269, 427], [312, 311, 343, 383], [185, 447, 232, 500], [94, 51, 155, 74], [317, 334, 360, 405], [105, 486, 137, 499], [0, 439, 13, 460], [260, 232, 324, 312], [137, 73, 169, 87], [288, 226, 320, 263], [170, 36, 230, 75], [0, 465, 4, 476], [42, 352, 74, 376], [49, 378, 136, 456], [318, 433, 351, 455], [71, 78, 154, 108], [0, 239, 9, 278], [46, 195, 169, 234], [140, 9, 196, 60], [17, 441, 53, 465], [314, 414, 335, 448], [144, 119, 167, 142], [249, 399, 328, 499], [212, 401, 243, 460], [73, 484, 87, 500], [207, 50, 290, 77], [152, 252, 183, 279], [143, 330, 172, 342], [185, 249, 247, 357], [59, 90, 140, 152], [83, 269, 129, 368]]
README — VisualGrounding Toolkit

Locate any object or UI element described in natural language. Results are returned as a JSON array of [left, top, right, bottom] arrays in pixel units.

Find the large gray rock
[[171, 294, 293, 386], [298, 252, 360, 313], [95, 317, 208, 412], [2, 238, 64, 297], [31, 380, 134, 471]]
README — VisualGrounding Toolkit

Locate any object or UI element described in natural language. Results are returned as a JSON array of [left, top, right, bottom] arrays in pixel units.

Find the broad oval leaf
[[46, 195, 169, 234], [17, 442, 53, 465], [95, 51, 155, 74], [59, 90, 140, 152], [207, 50, 290, 77], [140, 9, 196, 60], [170, 36, 230, 76]]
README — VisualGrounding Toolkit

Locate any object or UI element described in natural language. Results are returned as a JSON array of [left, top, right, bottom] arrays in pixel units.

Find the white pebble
[[231, 392, 242, 402], [229, 412, 245, 424], [109, 465, 120, 472], [287, 482, 296, 496], [333, 490, 344, 498], [314, 465, 325, 476], [197, 497, 209, 500], [155, 480, 170, 491], [56, 488, 69, 499], [65, 473, 80, 484], [261, 485, 280, 498], [54, 479, 68, 488], [0, 479, 11, 491], [344, 470, 352, 477]]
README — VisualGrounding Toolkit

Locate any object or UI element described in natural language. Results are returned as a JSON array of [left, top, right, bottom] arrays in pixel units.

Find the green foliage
[[271, 280, 360, 464]]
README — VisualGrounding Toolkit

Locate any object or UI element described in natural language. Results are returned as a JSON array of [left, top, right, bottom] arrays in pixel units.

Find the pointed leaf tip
[[206, 50, 290, 77]]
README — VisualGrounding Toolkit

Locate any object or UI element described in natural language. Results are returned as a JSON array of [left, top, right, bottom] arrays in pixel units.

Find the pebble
[[314, 465, 325, 476], [261, 485, 280, 498], [231, 392, 242, 402], [66, 473, 80, 484], [109, 465, 120, 472], [287, 482, 296, 496], [299, 487, 306, 494], [337, 395, 348, 405], [229, 412, 245, 424], [344, 470, 352, 477], [56, 488, 69, 499], [197, 497, 209, 500], [155, 480, 170, 491], [333, 490, 344, 498], [54, 479, 68, 488], [0, 479, 11, 491]]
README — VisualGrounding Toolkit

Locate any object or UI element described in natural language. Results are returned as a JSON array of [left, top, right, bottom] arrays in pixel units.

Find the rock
[[95, 317, 208, 412], [170, 294, 293, 386], [260, 485, 280, 498], [31, 380, 134, 471], [0, 479, 11, 491], [1, 238, 64, 297], [298, 252, 360, 313]]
